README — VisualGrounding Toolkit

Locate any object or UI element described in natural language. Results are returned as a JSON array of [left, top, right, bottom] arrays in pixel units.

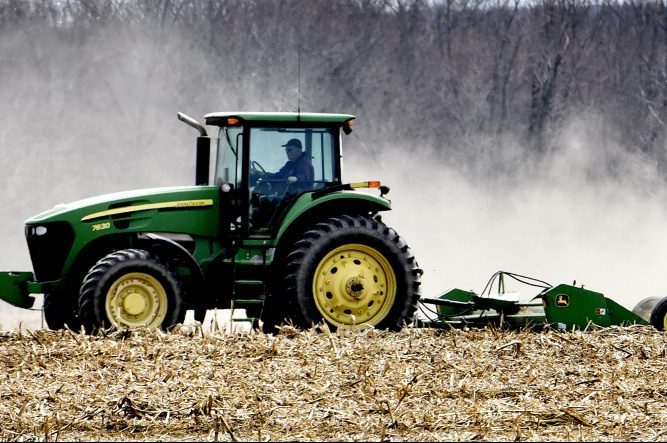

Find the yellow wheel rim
[[104, 272, 168, 329], [312, 244, 396, 329]]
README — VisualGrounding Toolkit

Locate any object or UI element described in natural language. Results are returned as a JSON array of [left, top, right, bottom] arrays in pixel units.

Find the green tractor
[[0, 111, 422, 333]]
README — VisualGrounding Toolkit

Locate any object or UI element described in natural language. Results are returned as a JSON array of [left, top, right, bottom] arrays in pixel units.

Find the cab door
[[214, 125, 245, 237], [246, 126, 337, 235]]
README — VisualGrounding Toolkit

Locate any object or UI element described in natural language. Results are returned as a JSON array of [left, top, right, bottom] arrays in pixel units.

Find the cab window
[[248, 127, 335, 187], [214, 126, 243, 189], [248, 127, 335, 233]]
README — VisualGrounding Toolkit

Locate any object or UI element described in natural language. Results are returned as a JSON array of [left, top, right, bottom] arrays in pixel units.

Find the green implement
[[419, 271, 655, 331]]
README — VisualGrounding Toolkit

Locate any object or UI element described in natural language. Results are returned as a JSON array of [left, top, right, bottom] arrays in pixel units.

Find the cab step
[[234, 280, 264, 286], [232, 298, 264, 307]]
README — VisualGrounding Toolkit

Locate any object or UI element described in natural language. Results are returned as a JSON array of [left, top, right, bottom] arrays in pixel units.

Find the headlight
[[25, 225, 48, 237]]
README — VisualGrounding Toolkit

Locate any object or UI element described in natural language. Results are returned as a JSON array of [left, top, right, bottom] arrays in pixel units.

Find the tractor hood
[[23, 185, 221, 284], [26, 186, 219, 224]]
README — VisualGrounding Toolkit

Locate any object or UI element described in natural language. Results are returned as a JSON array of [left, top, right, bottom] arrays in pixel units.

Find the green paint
[[543, 284, 647, 329], [0, 272, 37, 309]]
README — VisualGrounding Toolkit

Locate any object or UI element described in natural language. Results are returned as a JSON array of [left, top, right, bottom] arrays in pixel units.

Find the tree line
[[2, 0, 667, 180]]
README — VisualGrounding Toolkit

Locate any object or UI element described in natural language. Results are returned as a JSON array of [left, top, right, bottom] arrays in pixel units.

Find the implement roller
[[418, 270, 667, 331]]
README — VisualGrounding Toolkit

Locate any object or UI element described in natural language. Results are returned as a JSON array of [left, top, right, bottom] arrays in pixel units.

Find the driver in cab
[[248, 138, 315, 229], [252, 138, 314, 185], [249, 138, 314, 228]]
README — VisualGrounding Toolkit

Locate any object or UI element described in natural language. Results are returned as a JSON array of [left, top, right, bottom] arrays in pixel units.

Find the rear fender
[[275, 192, 391, 246], [268, 194, 391, 292]]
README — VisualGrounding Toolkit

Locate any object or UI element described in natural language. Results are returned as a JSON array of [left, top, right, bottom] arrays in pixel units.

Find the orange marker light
[[343, 118, 355, 135], [227, 117, 240, 125], [350, 181, 381, 189]]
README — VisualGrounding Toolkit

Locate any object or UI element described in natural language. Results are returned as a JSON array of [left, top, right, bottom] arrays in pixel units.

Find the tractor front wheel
[[43, 291, 81, 331], [78, 249, 184, 333], [271, 215, 422, 332]]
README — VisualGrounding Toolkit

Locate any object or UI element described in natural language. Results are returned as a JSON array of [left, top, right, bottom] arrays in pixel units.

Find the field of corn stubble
[[1, 323, 667, 442]]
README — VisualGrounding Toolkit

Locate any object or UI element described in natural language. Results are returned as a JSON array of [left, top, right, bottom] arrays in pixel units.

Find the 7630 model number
[[91, 222, 111, 231]]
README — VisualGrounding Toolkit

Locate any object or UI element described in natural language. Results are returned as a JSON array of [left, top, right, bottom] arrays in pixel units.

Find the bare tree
[[3, 0, 667, 178]]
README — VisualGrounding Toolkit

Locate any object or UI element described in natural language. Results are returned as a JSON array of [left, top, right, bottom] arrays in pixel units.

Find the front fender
[[137, 233, 206, 302]]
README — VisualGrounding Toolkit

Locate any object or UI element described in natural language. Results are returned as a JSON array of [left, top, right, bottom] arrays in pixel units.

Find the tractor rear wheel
[[78, 249, 184, 333], [271, 215, 422, 332]]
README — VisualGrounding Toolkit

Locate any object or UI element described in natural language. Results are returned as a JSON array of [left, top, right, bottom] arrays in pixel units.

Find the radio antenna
[[297, 43, 301, 119]]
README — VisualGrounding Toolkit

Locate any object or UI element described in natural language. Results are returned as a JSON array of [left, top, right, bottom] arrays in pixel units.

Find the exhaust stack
[[178, 112, 210, 186], [177, 112, 208, 136]]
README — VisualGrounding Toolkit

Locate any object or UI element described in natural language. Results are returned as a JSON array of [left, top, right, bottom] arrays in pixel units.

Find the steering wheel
[[249, 160, 267, 186], [251, 160, 266, 173]]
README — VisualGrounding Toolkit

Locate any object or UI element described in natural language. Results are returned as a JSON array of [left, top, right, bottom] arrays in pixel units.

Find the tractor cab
[[204, 112, 355, 235]]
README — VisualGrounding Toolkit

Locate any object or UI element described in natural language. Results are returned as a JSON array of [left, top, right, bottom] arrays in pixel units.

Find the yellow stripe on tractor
[[81, 199, 213, 221]]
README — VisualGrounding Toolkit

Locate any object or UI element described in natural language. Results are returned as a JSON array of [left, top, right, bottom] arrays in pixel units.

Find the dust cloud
[[0, 24, 210, 330], [2, 22, 667, 330], [345, 113, 667, 314]]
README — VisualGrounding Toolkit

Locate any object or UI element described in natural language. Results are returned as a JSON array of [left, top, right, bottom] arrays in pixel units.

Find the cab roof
[[205, 112, 355, 126]]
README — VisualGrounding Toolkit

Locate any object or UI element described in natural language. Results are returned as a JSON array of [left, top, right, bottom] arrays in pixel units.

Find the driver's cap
[[282, 138, 302, 149]]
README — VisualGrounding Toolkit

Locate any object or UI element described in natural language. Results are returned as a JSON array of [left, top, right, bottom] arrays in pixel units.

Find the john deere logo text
[[174, 200, 209, 207], [555, 294, 570, 307]]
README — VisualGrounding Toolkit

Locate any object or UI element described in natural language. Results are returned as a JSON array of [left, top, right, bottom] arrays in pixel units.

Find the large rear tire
[[78, 249, 184, 333], [270, 215, 422, 331]]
